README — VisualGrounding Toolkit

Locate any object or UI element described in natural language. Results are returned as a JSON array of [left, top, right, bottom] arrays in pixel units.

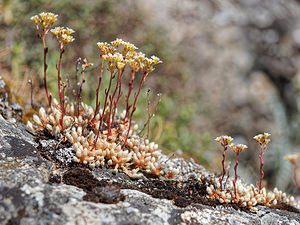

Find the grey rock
[[0, 117, 299, 225]]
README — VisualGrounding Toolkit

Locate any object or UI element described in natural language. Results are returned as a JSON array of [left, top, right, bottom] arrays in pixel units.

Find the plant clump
[[209, 133, 300, 210], [27, 12, 178, 179]]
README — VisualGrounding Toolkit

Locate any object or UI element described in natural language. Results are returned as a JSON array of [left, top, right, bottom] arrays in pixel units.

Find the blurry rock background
[[1, 0, 300, 194]]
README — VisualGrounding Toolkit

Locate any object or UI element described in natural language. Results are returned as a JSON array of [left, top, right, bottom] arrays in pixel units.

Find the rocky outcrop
[[0, 116, 299, 224]]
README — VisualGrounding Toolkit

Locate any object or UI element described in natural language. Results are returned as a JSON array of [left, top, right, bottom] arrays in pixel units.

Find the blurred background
[[1, 0, 300, 195]]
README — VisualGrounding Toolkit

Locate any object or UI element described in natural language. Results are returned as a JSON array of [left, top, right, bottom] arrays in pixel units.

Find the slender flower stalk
[[31, 12, 58, 110], [77, 59, 93, 115], [229, 143, 248, 198], [125, 69, 137, 120], [77, 71, 84, 115], [93, 55, 104, 121], [100, 70, 115, 128], [93, 41, 108, 123], [57, 48, 66, 129], [51, 26, 75, 131], [94, 70, 116, 146], [42, 35, 52, 109], [215, 135, 233, 190], [284, 153, 300, 197], [107, 68, 123, 139], [254, 132, 271, 191], [111, 67, 126, 125], [122, 72, 148, 149]]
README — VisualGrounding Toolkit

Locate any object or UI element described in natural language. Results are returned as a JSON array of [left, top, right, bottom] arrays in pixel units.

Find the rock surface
[[0, 117, 299, 224]]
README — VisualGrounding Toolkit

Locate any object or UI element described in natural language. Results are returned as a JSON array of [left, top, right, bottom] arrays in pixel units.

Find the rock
[[0, 117, 299, 224]]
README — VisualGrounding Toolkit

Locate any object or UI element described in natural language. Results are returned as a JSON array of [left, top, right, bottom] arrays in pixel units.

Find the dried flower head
[[82, 58, 94, 70]]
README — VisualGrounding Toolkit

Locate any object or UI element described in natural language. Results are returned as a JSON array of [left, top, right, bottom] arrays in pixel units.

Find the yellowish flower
[[229, 143, 248, 154], [129, 59, 140, 72], [151, 55, 162, 64], [117, 62, 126, 70], [215, 135, 233, 146], [123, 41, 137, 51], [62, 34, 75, 44], [254, 132, 271, 145], [114, 53, 123, 62], [65, 27, 75, 35], [97, 42, 109, 54], [51, 27, 75, 44], [284, 153, 299, 164], [31, 12, 58, 30], [111, 38, 124, 48], [30, 15, 39, 24]]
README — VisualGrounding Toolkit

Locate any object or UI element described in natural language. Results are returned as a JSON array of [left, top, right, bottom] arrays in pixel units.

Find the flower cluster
[[215, 135, 233, 146], [51, 27, 75, 45], [31, 12, 58, 31], [253, 132, 271, 145], [97, 39, 162, 73], [229, 143, 248, 154]]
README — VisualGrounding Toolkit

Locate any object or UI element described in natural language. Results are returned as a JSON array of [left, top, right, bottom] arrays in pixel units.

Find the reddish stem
[[122, 72, 148, 149], [42, 35, 52, 110], [219, 145, 227, 190], [77, 70, 85, 116], [57, 47, 65, 131], [125, 70, 136, 120], [112, 67, 126, 125], [258, 143, 266, 191], [95, 70, 114, 146], [292, 163, 300, 197], [233, 152, 239, 198], [93, 55, 104, 121], [107, 69, 122, 140]]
